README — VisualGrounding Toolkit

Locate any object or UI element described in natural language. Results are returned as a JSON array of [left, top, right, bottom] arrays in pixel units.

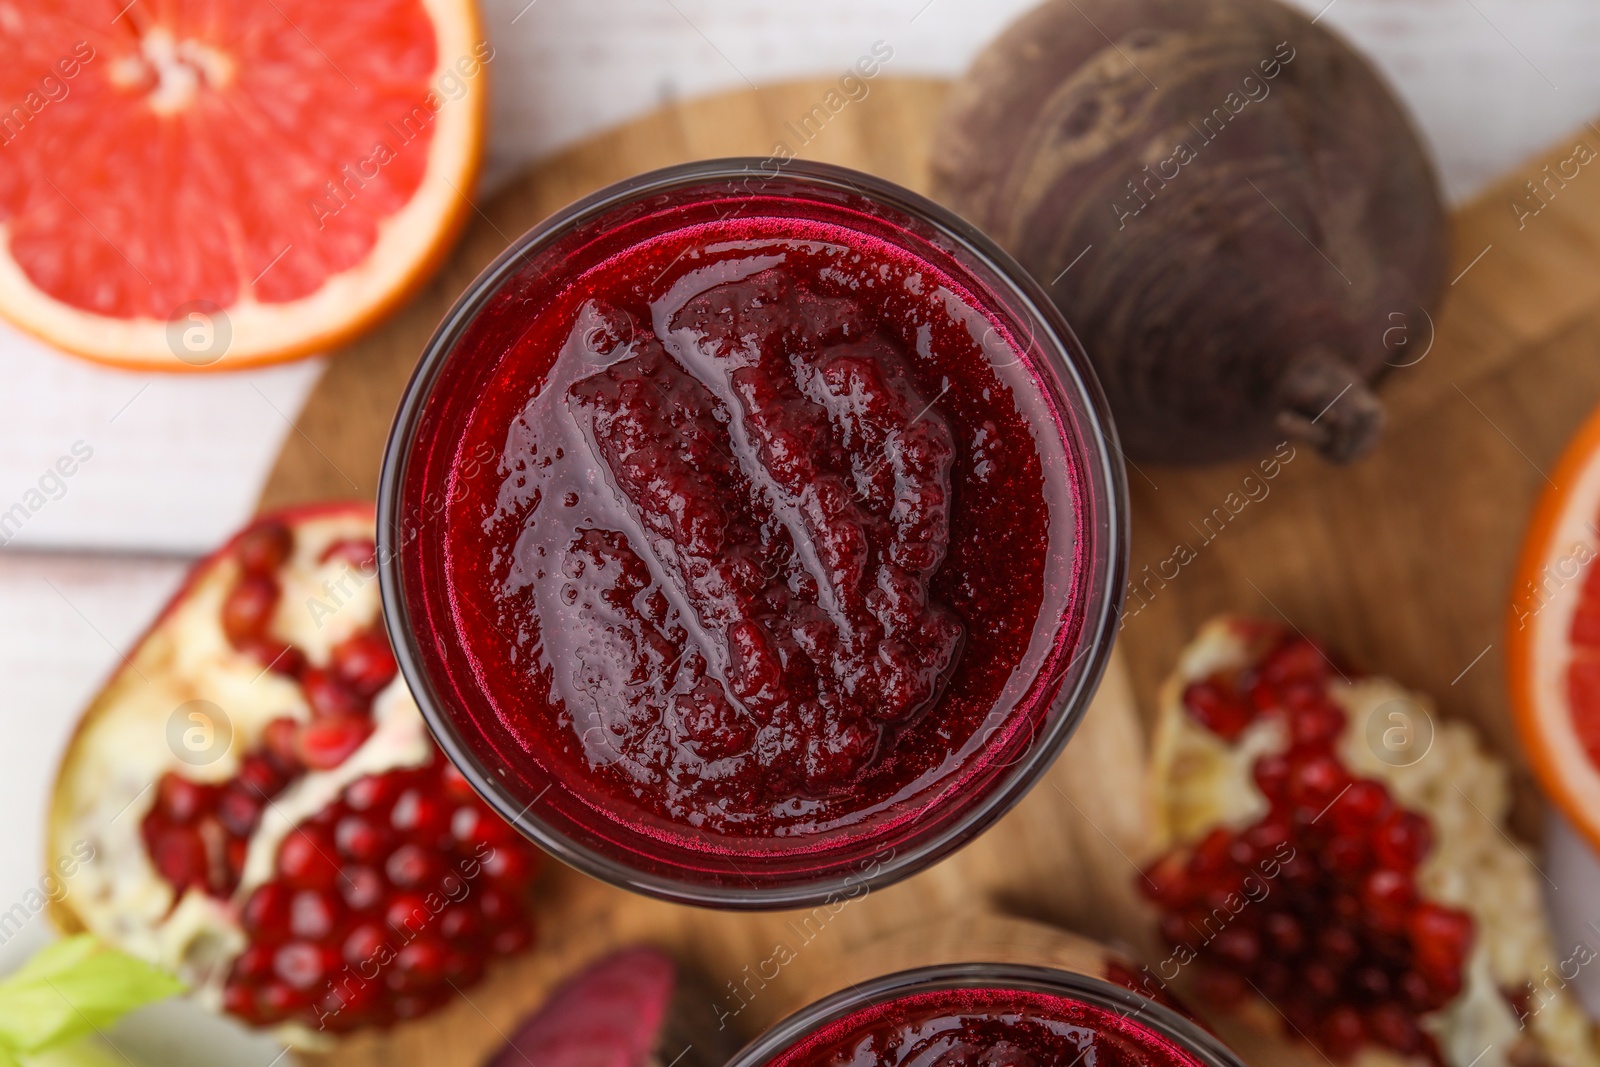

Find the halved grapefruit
[[0, 0, 485, 370], [1509, 403, 1600, 855]]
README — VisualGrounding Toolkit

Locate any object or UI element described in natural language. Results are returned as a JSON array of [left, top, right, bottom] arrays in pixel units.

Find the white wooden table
[[5, 0, 1600, 1027]]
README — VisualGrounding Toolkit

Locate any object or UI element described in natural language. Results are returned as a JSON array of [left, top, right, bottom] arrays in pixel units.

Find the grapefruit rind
[[1508, 403, 1600, 859], [0, 0, 484, 372]]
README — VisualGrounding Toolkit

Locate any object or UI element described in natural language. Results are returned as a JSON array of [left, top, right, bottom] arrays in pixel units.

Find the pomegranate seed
[[1287, 751, 1348, 813], [331, 631, 398, 699], [1305, 962, 1338, 999], [242, 885, 293, 938], [320, 538, 376, 570], [236, 523, 294, 576], [335, 814, 388, 862], [1398, 969, 1435, 1011], [1261, 637, 1327, 686], [1320, 834, 1369, 873], [148, 825, 209, 890], [1409, 903, 1474, 979], [289, 890, 343, 939], [1141, 853, 1190, 909], [1264, 912, 1304, 954], [1289, 701, 1345, 747], [1363, 870, 1414, 934], [1252, 754, 1290, 803], [216, 787, 263, 837], [388, 939, 449, 992], [156, 773, 215, 824], [385, 844, 444, 890], [440, 763, 476, 801], [345, 773, 402, 813], [1317, 926, 1360, 965], [1211, 928, 1260, 967], [391, 789, 448, 841], [1329, 779, 1392, 835], [343, 923, 389, 967], [481, 845, 537, 890], [297, 718, 374, 770], [277, 828, 340, 892], [260, 980, 305, 1017], [477, 887, 516, 923], [1353, 965, 1392, 1001], [1321, 1007, 1365, 1059], [1372, 811, 1433, 871], [1182, 678, 1255, 740], [1189, 828, 1233, 878], [222, 575, 280, 647], [242, 640, 307, 680], [340, 866, 385, 912], [301, 667, 368, 720], [236, 753, 287, 797], [222, 984, 256, 1017], [261, 717, 304, 775], [450, 804, 513, 847], [235, 944, 276, 981], [1366, 1004, 1422, 1056], [385, 894, 432, 937], [439, 904, 481, 943], [1256, 962, 1292, 999], [274, 942, 338, 990], [225, 837, 249, 881]]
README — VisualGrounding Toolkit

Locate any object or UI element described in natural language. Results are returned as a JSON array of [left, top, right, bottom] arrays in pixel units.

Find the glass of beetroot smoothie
[[378, 160, 1126, 907], [732, 964, 1245, 1067]]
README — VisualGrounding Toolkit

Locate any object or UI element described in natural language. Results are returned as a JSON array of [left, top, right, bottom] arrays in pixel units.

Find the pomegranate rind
[[1149, 616, 1600, 1067], [1508, 402, 1600, 858], [45, 503, 405, 1045], [0, 0, 484, 372]]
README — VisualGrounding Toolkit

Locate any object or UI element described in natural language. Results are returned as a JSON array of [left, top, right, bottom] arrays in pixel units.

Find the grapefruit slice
[[1509, 403, 1600, 854], [0, 0, 485, 370]]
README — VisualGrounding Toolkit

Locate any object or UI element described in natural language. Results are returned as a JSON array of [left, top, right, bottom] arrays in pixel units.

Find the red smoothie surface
[[766, 986, 1206, 1067], [414, 202, 1084, 842]]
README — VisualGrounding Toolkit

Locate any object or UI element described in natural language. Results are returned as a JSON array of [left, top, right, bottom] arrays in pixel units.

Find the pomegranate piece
[[221, 753, 544, 1034], [1142, 621, 1471, 1066]]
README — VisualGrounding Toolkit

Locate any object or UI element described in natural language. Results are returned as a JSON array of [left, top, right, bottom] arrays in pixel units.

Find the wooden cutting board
[[261, 76, 1600, 1065]]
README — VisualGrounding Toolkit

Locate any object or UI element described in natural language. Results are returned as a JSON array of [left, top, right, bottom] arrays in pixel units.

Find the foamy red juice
[[379, 161, 1126, 907]]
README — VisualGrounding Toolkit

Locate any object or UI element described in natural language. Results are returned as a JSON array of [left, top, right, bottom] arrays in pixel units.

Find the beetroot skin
[[931, 0, 1447, 464]]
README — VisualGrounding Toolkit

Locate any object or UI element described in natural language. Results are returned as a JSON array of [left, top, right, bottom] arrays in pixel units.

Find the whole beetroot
[[931, 0, 1447, 464]]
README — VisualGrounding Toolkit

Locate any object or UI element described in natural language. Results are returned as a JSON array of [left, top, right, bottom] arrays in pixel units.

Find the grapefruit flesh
[[1509, 402, 1600, 852], [0, 0, 483, 368]]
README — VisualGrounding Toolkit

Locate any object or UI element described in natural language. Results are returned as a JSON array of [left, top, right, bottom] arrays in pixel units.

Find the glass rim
[[724, 962, 1249, 1067], [377, 157, 1130, 910]]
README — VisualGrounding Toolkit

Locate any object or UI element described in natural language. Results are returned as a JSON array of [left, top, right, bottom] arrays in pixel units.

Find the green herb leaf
[[0, 937, 183, 1054]]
